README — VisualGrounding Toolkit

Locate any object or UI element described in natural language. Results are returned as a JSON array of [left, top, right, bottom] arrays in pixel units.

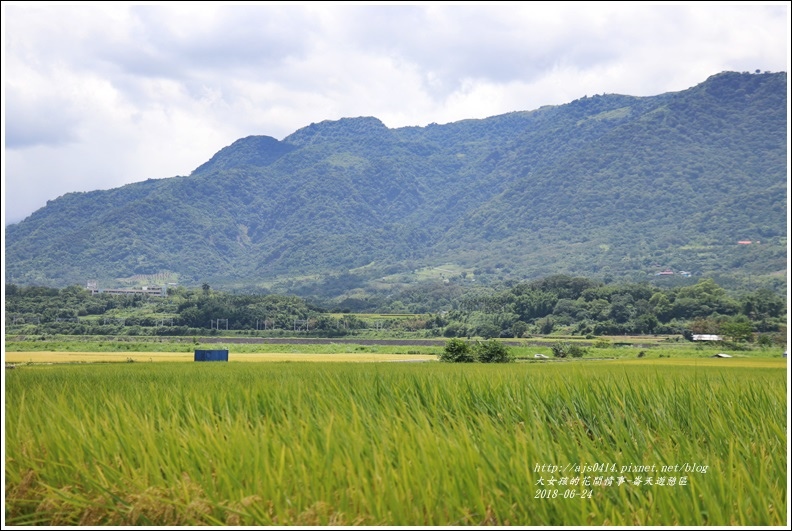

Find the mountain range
[[4, 71, 788, 295]]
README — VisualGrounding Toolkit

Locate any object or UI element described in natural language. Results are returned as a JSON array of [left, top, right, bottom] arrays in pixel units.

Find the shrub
[[439, 338, 476, 363], [570, 344, 587, 358], [593, 337, 611, 349], [474, 340, 514, 363], [551, 341, 588, 359]]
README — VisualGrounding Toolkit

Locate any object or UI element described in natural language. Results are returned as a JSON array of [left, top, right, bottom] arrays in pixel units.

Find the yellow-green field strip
[[5, 351, 784, 369]]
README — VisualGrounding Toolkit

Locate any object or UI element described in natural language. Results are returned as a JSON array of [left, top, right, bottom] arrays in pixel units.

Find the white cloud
[[2, 2, 790, 224]]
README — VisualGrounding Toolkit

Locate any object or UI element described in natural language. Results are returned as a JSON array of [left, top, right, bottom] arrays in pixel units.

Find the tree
[[673, 279, 740, 317], [740, 288, 785, 320], [538, 316, 555, 335], [633, 313, 659, 334], [649, 292, 673, 321], [443, 323, 467, 337], [476, 323, 501, 339], [689, 317, 720, 335], [474, 340, 514, 363], [513, 290, 558, 321], [439, 338, 476, 363], [719, 319, 754, 343], [756, 334, 773, 349], [511, 320, 529, 338]]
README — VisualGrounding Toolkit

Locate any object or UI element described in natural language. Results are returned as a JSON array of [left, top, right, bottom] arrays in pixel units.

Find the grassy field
[[4, 359, 787, 525]]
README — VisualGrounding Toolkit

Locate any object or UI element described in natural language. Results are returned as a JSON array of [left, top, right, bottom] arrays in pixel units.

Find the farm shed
[[692, 334, 723, 341], [194, 349, 229, 362]]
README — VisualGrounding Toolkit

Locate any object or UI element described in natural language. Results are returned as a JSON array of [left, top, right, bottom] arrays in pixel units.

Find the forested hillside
[[4, 71, 787, 295]]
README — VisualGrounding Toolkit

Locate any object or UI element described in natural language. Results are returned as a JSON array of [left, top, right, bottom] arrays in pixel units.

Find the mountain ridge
[[5, 71, 787, 293]]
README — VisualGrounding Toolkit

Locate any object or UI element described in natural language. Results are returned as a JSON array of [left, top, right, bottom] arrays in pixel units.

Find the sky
[[2, 2, 790, 225]]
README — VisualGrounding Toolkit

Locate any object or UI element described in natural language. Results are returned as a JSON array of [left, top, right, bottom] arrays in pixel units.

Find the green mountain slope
[[5, 71, 787, 291]]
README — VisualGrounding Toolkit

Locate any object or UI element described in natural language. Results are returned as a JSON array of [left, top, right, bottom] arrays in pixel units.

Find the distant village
[[86, 280, 167, 297]]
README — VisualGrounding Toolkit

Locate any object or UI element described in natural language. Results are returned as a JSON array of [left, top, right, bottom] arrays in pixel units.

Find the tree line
[[442, 275, 785, 342], [4, 275, 787, 345]]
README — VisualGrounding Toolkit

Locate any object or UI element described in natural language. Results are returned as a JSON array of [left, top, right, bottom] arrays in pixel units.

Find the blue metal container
[[194, 349, 229, 362]]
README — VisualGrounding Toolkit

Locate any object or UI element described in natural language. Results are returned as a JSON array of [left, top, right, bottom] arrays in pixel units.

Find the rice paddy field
[[4, 358, 788, 526]]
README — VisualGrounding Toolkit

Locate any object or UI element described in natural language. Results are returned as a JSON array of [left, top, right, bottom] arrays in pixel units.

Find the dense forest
[[5, 276, 786, 347], [4, 71, 787, 297]]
